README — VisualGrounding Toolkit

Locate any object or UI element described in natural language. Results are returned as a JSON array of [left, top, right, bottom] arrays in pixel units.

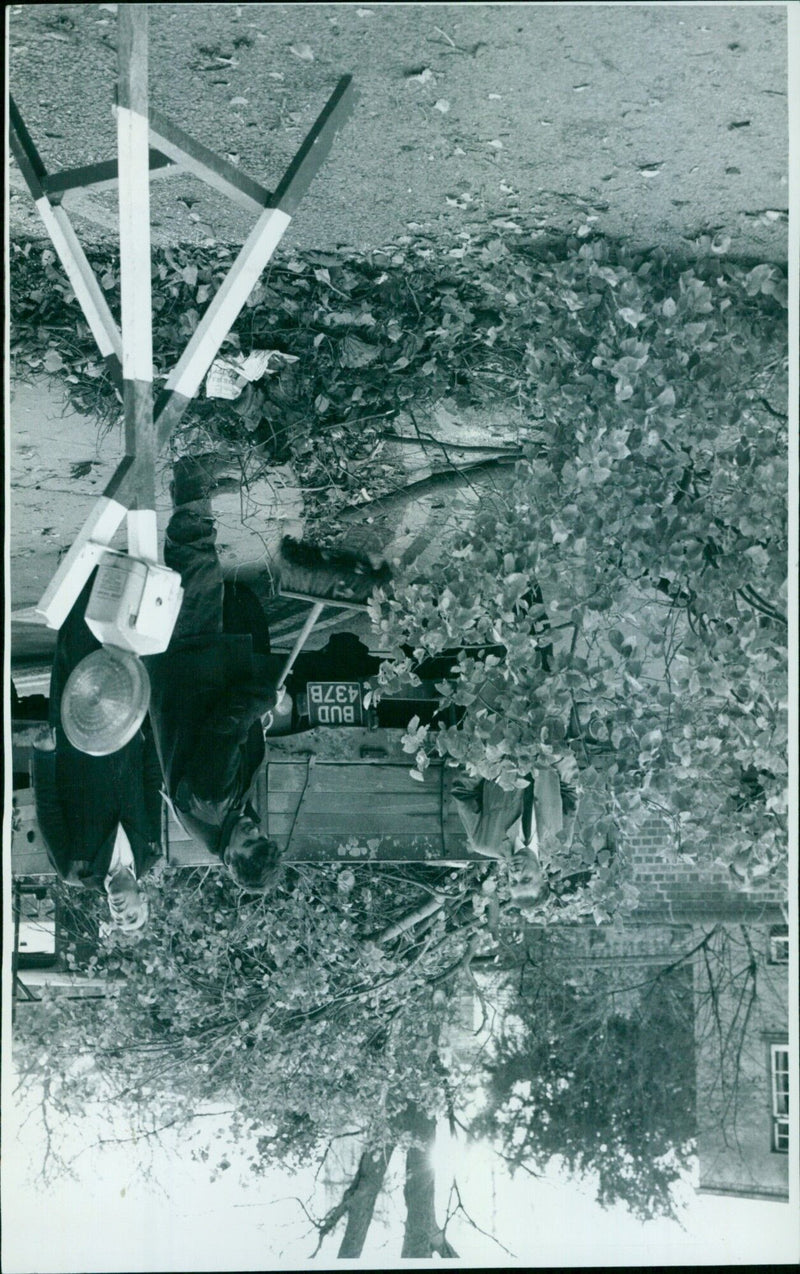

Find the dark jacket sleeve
[[48, 574, 100, 727], [32, 747, 74, 879], [181, 682, 277, 803]]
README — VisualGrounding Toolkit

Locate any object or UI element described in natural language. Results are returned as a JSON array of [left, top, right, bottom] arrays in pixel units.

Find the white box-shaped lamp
[[85, 551, 184, 655]]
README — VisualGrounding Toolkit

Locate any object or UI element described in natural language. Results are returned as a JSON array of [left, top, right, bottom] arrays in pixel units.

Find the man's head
[[107, 869, 149, 932], [224, 815, 282, 893]]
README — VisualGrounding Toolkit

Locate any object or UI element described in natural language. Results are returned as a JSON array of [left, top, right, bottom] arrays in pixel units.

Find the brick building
[[624, 813, 786, 927]]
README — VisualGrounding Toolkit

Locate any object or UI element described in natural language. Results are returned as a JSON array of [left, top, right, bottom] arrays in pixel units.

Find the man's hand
[[33, 726, 57, 752], [262, 686, 292, 737]]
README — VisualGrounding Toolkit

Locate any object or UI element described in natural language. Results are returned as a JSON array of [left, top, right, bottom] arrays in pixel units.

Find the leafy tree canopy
[[467, 942, 696, 1220], [367, 240, 788, 899]]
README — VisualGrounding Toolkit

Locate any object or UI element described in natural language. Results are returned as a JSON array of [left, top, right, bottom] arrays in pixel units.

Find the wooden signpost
[[9, 2, 356, 629], [9, 3, 367, 880]]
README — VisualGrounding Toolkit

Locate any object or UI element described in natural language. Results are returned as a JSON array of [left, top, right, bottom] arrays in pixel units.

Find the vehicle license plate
[[306, 681, 367, 727]]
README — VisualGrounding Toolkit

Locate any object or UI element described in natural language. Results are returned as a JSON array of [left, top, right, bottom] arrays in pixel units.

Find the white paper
[[205, 359, 248, 400], [205, 350, 299, 397], [240, 348, 299, 380]]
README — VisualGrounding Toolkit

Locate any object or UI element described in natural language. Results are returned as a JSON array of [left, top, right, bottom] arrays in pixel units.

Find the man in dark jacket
[[32, 573, 162, 931], [144, 457, 282, 892]]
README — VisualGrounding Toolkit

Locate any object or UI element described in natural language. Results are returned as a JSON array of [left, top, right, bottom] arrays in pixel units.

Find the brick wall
[[623, 814, 786, 925]]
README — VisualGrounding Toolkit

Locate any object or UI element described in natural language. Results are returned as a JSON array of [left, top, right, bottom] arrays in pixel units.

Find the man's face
[[108, 873, 149, 932], [226, 815, 262, 856]]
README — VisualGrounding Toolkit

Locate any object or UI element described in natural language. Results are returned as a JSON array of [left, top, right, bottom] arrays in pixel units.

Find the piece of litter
[[453, 146, 466, 156], [206, 349, 298, 399], [229, 97, 248, 107], [488, 93, 502, 100], [290, 44, 314, 61], [573, 83, 590, 92], [242, 349, 298, 380], [434, 99, 450, 113], [408, 67, 434, 84], [206, 360, 248, 401], [487, 139, 503, 149], [356, 7, 374, 14]]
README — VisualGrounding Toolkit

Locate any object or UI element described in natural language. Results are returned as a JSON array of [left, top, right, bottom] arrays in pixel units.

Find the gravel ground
[[8, 2, 789, 260]]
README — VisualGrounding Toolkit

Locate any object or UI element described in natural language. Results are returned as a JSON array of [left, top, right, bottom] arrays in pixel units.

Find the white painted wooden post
[[116, 2, 155, 509]]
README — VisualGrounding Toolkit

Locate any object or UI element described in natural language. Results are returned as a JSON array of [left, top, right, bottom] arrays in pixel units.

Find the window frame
[[770, 1043, 789, 1154], [768, 926, 789, 965]]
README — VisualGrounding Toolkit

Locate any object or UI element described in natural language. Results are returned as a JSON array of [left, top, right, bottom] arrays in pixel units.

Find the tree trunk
[[400, 1104, 458, 1259], [336, 1146, 394, 1258]]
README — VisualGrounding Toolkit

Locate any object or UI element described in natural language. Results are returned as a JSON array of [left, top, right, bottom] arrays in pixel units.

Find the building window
[[768, 926, 789, 965], [771, 1044, 789, 1153], [14, 884, 58, 970]]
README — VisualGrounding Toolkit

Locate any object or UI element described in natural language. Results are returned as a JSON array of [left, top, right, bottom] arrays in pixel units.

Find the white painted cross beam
[[9, 97, 123, 385], [12, 3, 357, 628], [154, 74, 356, 447]]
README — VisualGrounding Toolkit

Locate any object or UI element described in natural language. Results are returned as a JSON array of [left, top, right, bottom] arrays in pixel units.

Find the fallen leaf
[[341, 333, 379, 368], [290, 43, 314, 61], [43, 351, 64, 373]]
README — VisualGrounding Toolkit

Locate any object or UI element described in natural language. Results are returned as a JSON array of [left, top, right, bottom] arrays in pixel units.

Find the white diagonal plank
[[161, 206, 292, 411]]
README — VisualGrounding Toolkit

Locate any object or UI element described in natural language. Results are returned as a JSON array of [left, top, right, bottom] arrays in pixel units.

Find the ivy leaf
[[340, 334, 380, 368], [43, 350, 64, 373]]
